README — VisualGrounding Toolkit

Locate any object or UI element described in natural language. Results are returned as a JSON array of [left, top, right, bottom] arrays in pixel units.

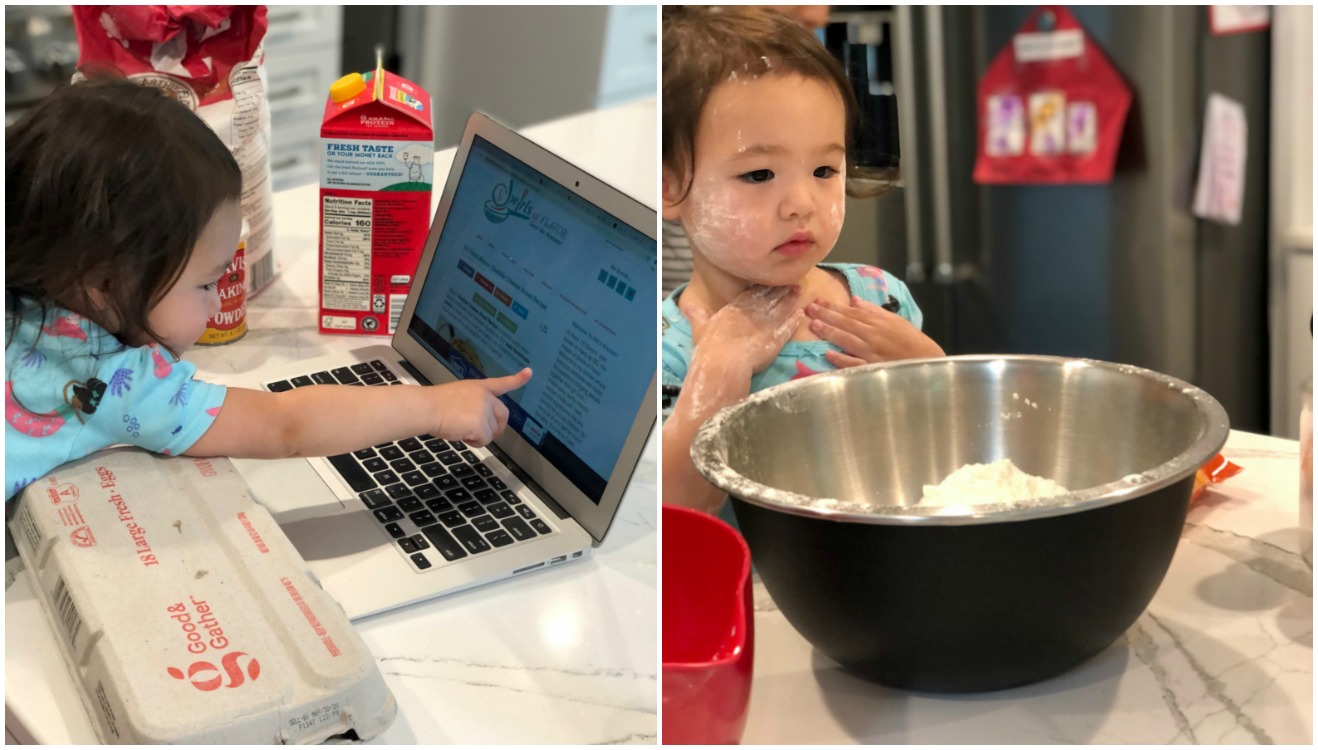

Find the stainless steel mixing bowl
[[691, 355, 1230, 691]]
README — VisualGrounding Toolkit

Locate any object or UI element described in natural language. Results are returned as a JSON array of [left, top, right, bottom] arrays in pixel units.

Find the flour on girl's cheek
[[823, 158, 847, 239], [685, 178, 755, 260], [683, 97, 754, 259]]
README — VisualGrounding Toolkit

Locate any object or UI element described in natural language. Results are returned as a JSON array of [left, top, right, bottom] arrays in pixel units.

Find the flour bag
[[72, 6, 277, 296]]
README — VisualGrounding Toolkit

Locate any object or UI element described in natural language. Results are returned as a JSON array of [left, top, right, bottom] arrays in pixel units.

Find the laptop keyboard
[[266, 359, 555, 571]]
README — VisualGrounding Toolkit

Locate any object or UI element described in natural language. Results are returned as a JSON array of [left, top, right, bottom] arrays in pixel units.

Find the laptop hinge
[[395, 358, 432, 386], [396, 358, 572, 522]]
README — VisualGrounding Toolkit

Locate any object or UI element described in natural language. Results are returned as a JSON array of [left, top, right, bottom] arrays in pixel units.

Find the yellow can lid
[[329, 73, 367, 103]]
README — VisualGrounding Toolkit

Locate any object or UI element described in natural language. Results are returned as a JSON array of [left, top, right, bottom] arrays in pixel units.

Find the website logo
[[167, 652, 261, 691], [484, 178, 534, 224]]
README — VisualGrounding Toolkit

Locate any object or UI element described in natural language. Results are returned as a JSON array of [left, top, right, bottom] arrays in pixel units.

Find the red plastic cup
[[662, 505, 754, 745]]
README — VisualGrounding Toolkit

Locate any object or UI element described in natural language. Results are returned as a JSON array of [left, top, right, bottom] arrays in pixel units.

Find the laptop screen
[[406, 135, 656, 504]]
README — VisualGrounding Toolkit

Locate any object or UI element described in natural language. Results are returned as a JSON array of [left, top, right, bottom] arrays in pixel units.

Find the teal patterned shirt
[[5, 301, 227, 500]]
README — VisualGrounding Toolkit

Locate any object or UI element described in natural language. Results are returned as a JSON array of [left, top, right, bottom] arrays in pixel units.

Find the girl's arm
[[662, 286, 802, 514], [662, 354, 755, 514], [183, 368, 531, 460]]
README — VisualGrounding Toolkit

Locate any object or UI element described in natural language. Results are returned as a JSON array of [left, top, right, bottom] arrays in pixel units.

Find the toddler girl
[[660, 7, 944, 514], [6, 78, 530, 500]]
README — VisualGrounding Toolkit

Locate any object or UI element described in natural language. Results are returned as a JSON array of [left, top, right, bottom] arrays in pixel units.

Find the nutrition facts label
[[322, 196, 372, 311]]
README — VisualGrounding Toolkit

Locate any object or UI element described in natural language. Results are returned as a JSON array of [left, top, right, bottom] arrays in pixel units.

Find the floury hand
[[683, 284, 804, 376]]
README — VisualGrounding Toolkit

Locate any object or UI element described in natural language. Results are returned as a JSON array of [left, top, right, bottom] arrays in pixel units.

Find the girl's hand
[[806, 296, 945, 368], [432, 368, 532, 446], [684, 285, 804, 375]]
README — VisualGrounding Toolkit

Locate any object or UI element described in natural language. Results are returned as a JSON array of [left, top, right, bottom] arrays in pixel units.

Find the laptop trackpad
[[278, 510, 385, 563], [231, 456, 351, 525]]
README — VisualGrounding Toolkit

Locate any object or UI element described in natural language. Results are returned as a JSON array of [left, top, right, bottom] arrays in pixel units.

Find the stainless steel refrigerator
[[826, 6, 1271, 433]]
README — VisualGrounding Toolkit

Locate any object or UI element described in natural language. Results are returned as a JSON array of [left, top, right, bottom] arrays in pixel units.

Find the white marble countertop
[[741, 429, 1312, 744], [5, 98, 659, 745]]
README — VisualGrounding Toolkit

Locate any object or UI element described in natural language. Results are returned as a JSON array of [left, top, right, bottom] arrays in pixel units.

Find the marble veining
[[630, 453, 658, 486], [371, 653, 655, 744], [599, 731, 659, 744], [1140, 613, 1274, 744], [384, 669, 652, 715], [1183, 520, 1312, 596], [1125, 619, 1199, 743], [616, 511, 657, 535], [378, 653, 656, 685]]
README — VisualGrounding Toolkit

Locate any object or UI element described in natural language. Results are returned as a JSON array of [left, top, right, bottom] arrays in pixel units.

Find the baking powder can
[[197, 219, 249, 345]]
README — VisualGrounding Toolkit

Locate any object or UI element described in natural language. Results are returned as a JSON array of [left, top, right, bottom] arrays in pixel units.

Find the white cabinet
[[262, 5, 342, 191], [597, 6, 659, 109], [409, 6, 655, 149]]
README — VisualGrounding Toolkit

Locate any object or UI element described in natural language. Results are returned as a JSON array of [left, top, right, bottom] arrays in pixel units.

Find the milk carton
[[318, 61, 433, 336], [9, 449, 397, 743]]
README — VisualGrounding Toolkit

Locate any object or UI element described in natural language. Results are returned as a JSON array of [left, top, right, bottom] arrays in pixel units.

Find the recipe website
[[408, 136, 656, 502]]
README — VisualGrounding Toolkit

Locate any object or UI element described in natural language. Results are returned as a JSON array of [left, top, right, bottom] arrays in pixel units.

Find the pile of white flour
[[780, 459, 1072, 516], [920, 459, 1070, 509]]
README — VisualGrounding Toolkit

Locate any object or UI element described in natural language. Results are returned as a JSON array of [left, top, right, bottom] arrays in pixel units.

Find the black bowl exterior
[[731, 476, 1192, 692]]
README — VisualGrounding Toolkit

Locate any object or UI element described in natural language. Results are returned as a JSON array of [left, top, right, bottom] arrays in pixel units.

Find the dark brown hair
[[6, 76, 242, 356], [662, 5, 894, 203]]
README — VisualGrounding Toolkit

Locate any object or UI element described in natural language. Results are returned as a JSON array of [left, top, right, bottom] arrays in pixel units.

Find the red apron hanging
[[973, 6, 1132, 185]]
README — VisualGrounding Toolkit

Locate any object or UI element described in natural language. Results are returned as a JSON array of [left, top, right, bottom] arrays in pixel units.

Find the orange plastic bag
[[1191, 453, 1243, 502]]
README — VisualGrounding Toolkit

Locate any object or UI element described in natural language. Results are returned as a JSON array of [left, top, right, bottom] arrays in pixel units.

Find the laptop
[[226, 112, 657, 620]]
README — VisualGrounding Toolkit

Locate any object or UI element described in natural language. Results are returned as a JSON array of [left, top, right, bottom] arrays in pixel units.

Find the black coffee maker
[[822, 7, 900, 171]]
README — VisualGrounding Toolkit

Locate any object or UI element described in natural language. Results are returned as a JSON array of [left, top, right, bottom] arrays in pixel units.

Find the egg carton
[[9, 448, 396, 744]]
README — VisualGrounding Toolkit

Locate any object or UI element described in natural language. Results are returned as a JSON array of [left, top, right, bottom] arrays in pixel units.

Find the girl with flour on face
[[660, 6, 944, 515]]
